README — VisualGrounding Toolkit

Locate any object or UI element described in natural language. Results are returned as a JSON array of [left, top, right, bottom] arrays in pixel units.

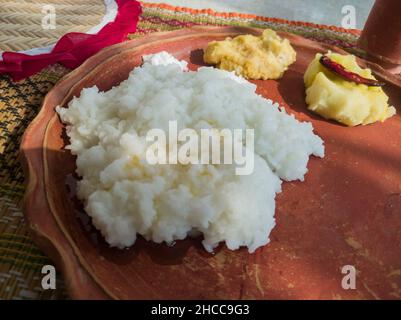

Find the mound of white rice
[[56, 52, 324, 253]]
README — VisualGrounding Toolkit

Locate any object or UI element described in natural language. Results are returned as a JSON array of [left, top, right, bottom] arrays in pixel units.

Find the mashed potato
[[304, 52, 396, 126], [57, 52, 324, 253]]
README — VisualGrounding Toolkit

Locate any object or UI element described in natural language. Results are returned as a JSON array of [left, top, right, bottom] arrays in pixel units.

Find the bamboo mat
[[0, 2, 360, 299], [0, 0, 105, 52]]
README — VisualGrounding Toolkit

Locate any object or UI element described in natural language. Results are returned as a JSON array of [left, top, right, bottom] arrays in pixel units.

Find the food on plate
[[56, 52, 324, 253], [304, 51, 396, 126], [203, 29, 296, 80]]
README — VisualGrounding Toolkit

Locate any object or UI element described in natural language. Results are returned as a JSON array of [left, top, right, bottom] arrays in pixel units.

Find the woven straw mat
[[0, 2, 360, 299], [0, 0, 105, 52]]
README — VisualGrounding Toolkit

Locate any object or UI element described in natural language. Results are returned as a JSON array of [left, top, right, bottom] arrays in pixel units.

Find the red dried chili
[[319, 55, 385, 87]]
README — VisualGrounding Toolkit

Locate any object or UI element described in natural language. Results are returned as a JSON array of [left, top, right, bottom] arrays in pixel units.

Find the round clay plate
[[21, 27, 401, 300]]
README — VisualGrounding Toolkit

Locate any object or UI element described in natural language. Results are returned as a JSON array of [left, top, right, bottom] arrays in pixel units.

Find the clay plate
[[21, 27, 401, 299]]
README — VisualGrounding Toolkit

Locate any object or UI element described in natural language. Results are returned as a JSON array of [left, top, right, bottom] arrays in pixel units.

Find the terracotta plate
[[21, 27, 401, 300]]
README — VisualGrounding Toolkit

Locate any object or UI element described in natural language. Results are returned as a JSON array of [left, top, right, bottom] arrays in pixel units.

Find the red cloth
[[0, 0, 142, 81]]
